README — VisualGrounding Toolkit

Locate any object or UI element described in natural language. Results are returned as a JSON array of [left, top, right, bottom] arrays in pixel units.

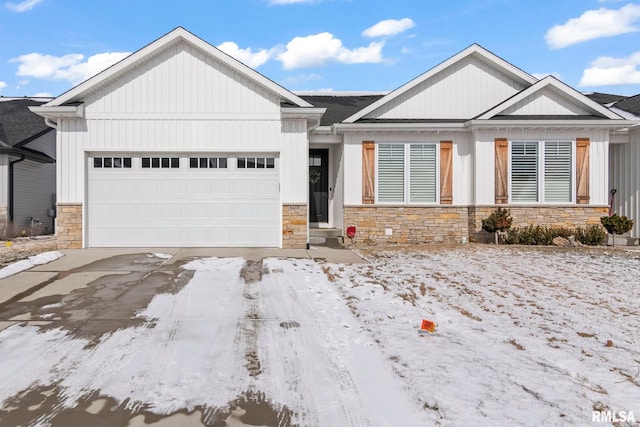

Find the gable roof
[[0, 98, 55, 162], [297, 94, 384, 126], [475, 76, 624, 120], [343, 44, 538, 123], [584, 92, 628, 106], [0, 99, 53, 147], [612, 94, 640, 117], [45, 27, 312, 108]]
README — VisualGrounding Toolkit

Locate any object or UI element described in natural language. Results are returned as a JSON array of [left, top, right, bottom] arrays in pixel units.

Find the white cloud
[[362, 18, 416, 38], [0, 81, 7, 90], [5, 0, 42, 12], [32, 92, 53, 97], [268, 0, 317, 4], [531, 72, 562, 80], [277, 32, 384, 69], [217, 42, 274, 68], [579, 51, 640, 86], [10, 51, 130, 84], [545, 4, 640, 49]]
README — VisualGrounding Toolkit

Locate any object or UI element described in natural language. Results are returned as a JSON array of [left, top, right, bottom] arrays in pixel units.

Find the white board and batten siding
[[474, 129, 610, 206], [364, 55, 527, 120], [56, 40, 308, 247], [610, 131, 640, 238], [499, 88, 592, 116]]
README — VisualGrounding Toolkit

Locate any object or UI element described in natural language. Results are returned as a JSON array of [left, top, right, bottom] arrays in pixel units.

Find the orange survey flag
[[420, 319, 437, 333]]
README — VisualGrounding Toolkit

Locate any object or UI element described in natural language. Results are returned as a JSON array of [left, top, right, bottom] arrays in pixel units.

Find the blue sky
[[1, 0, 639, 98]]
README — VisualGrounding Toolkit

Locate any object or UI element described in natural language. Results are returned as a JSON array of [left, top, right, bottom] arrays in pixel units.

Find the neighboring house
[[591, 94, 640, 238], [31, 28, 638, 249], [0, 98, 56, 235]]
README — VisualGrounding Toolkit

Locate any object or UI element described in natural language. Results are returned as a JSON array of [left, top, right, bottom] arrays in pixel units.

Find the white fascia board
[[343, 44, 538, 123], [333, 122, 467, 133], [476, 76, 625, 120], [280, 107, 326, 120], [29, 104, 84, 118], [467, 119, 636, 129], [46, 27, 312, 108]]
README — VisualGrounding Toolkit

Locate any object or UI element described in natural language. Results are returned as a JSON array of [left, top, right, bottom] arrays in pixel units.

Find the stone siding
[[282, 204, 307, 249], [469, 205, 609, 242], [344, 205, 610, 246], [56, 203, 82, 249], [343, 206, 469, 246]]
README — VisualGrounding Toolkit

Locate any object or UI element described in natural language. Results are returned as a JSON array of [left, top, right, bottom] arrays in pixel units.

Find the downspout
[[9, 155, 26, 222]]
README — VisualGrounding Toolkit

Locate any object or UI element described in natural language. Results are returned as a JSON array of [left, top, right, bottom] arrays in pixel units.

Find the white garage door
[[87, 154, 280, 247]]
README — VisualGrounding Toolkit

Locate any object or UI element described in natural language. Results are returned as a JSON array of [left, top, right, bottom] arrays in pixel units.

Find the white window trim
[[508, 140, 575, 204], [375, 141, 440, 205]]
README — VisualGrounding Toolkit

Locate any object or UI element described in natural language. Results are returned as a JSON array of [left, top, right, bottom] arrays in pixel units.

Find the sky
[[0, 0, 640, 99]]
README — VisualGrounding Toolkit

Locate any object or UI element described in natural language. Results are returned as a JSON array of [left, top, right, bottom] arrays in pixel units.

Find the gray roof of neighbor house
[[0, 98, 54, 162], [297, 95, 385, 126], [612, 94, 640, 117], [584, 92, 628, 106]]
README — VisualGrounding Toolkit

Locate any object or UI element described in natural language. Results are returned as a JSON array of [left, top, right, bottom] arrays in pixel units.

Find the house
[[0, 98, 56, 235], [31, 27, 639, 249]]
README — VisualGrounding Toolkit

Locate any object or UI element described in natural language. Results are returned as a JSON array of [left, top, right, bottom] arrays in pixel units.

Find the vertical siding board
[[440, 140, 453, 204], [576, 138, 590, 205], [495, 138, 509, 204]]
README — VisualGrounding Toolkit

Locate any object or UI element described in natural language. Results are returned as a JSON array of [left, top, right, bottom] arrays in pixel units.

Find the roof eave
[[29, 104, 84, 119], [333, 122, 467, 133], [468, 119, 637, 129]]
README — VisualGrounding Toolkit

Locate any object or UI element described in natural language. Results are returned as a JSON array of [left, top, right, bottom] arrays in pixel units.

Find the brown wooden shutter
[[362, 141, 375, 204], [440, 141, 453, 204], [576, 138, 590, 205], [495, 138, 509, 204]]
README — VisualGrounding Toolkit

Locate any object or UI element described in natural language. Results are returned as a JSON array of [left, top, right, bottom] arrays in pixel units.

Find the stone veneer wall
[[343, 206, 469, 246], [282, 203, 308, 249], [469, 205, 609, 243], [56, 203, 83, 249], [344, 205, 610, 246]]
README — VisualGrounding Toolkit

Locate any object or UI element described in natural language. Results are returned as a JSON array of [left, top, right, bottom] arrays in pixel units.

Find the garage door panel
[[88, 154, 281, 247]]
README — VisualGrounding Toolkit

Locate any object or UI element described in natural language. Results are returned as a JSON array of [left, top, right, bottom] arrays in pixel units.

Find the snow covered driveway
[[0, 246, 638, 426]]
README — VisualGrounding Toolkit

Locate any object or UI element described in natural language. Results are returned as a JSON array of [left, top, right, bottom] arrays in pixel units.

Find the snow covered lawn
[[326, 245, 640, 426], [0, 246, 638, 426]]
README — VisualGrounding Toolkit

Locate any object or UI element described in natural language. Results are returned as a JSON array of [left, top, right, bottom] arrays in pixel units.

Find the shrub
[[575, 225, 607, 246], [600, 214, 634, 235], [503, 225, 606, 246], [481, 207, 512, 233]]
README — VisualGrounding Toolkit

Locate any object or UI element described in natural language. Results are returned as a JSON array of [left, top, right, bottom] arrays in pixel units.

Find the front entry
[[309, 149, 329, 224]]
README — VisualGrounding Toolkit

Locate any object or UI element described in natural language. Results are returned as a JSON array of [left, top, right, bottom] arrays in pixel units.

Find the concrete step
[[309, 228, 342, 238]]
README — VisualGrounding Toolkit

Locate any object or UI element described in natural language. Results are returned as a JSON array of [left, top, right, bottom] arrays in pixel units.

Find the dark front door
[[309, 149, 329, 223]]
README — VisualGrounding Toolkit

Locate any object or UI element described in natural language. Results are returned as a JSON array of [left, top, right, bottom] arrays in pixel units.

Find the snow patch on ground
[[0, 251, 63, 279], [325, 246, 640, 425]]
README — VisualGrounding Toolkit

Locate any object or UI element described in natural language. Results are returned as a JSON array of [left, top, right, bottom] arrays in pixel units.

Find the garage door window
[[189, 157, 228, 169], [142, 157, 179, 169], [237, 157, 275, 169], [93, 157, 132, 168]]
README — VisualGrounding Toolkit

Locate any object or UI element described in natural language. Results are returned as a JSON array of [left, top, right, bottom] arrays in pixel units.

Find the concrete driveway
[[0, 247, 427, 426]]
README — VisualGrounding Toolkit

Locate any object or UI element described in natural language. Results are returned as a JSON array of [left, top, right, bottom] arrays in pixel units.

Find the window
[[510, 141, 573, 203], [189, 157, 228, 169], [142, 157, 179, 169], [377, 143, 437, 203], [237, 157, 275, 169], [93, 157, 132, 168]]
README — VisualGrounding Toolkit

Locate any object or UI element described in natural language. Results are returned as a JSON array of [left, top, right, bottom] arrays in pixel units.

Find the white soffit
[[476, 76, 625, 120], [342, 44, 538, 123], [44, 27, 312, 109]]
